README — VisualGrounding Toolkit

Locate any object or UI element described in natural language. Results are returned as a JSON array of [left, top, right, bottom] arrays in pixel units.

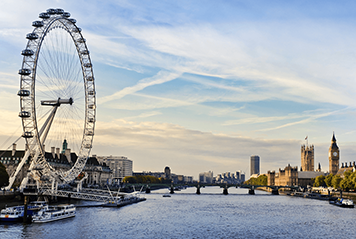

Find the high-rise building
[[164, 166, 171, 179], [250, 155, 260, 176], [199, 171, 213, 183], [329, 133, 339, 175], [301, 144, 314, 171]]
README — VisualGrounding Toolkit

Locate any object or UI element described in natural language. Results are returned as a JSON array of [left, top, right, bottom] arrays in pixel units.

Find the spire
[[62, 139, 68, 154], [332, 132, 336, 142]]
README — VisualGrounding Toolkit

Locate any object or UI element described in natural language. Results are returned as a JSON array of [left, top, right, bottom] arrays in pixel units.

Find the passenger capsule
[[77, 38, 86, 43], [22, 132, 34, 138], [87, 76, 94, 81], [72, 27, 82, 33], [81, 50, 89, 55], [56, 9, 64, 14], [26, 33, 38, 40], [19, 111, 31, 118], [32, 21, 44, 28], [88, 104, 95, 109], [39, 12, 50, 19], [62, 12, 71, 18], [17, 90, 30, 96], [88, 118, 95, 123], [18, 69, 31, 75], [88, 90, 94, 95], [84, 144, 92, 149], [21, 49, 34, 56], [68, 18, 76, 24], [86, 131, 94, 136], [84, 63, 92, 68], [47, 8, 57, 15]]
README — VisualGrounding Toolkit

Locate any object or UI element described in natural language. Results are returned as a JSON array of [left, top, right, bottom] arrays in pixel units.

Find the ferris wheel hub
[[41, 98, 74, 106]]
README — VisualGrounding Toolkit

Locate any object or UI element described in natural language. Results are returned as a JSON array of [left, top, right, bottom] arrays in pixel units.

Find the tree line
[[122, 175, 171, 184], [0, 162, 9, 187], [313, 171, 356, 191], [244, 174, 267, 186]]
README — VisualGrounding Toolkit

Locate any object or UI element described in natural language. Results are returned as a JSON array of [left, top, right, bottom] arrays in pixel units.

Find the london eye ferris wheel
[[7, 8, 96, 190]]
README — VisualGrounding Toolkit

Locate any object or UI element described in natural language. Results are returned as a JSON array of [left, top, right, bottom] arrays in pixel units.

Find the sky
[[1, 0, 356, 179]]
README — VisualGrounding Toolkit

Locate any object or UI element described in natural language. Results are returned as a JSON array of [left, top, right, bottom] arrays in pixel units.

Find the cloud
[[92, 119, 303, 177], [98, 71, 181, 104]]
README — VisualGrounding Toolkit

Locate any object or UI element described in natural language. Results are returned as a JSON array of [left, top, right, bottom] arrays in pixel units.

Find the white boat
[[329, 198, 354, 208], [32, 204, 76, 223], [0, 201, 47, 222]]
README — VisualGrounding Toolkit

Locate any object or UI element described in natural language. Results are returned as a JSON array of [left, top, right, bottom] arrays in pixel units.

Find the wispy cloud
[[98, 71, 181, 104]]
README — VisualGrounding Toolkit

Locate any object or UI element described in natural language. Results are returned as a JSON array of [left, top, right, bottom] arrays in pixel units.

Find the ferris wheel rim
[[18, 8, 96, 184]]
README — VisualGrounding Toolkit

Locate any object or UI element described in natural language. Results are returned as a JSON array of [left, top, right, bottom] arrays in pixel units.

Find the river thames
[[1, 186, 356, 238]]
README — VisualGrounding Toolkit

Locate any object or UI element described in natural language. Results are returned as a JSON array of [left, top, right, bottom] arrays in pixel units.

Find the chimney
[[342, 163, 344, 168], [56, 148, 60, 159], [345, 162, 348, 167], [51, 147, 55, 158], [65, 148, 71, 164], [353, 161, 356, 167], [350, 162, 352, 168], [12, 143, 16, 156]]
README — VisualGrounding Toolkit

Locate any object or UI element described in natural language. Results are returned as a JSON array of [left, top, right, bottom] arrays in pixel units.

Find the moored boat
[[32, 204, 76, 223], [329, 198, 354, 208], [103, 195, 146, 207], [0, 201, 47, 222]]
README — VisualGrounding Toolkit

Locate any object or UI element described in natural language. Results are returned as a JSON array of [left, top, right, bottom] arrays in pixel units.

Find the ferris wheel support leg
[[38, 105, 58, 147], [19, 149, 42, 191], [19, 106, 59, 191]]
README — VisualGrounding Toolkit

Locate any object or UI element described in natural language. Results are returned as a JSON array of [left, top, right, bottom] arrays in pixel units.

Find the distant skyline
[[1, 0, 356, 179]]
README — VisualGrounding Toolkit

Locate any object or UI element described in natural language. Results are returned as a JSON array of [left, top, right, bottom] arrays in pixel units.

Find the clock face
[[333, 152, 338, 157]]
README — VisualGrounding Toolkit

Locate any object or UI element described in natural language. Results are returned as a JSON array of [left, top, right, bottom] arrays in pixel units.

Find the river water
[[1, 186, 356, 239]]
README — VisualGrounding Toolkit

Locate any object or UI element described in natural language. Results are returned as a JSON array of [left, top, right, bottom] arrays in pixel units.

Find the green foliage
[[245, 175, 267, 186], [0, 162, 9, 187], [339, 171, 356, 191], [313, 175, 326, 187], [331, 174, 342, 189], [324, 174, 333, 187], [122, 175, 165, 184]]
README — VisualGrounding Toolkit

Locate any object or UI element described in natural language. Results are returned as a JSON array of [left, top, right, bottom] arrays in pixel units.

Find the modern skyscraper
[[301, 144, 314, 171], [250, 155, 260, 176], [329, 133, 339, 175]]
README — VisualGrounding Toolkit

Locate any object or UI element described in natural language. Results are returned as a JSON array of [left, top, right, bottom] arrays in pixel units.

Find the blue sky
[[1, 0, 356, 179]]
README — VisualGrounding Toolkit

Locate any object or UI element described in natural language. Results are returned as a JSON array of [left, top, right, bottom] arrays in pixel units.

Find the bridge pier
[[145, 186, 151, 193], [271, 189, 279, 195], [170, 185, 174, 194], [223, 187, 228, 195], [248, 189, 255, 195], [196, 187, 201, 195]]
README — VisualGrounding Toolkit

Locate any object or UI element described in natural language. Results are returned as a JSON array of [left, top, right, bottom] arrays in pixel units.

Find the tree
[[324, 174, 334, 187], [313, 175, 326, 187], [0, 162, 9, 187], [245, 175, 267, 186], [331, 174, 342, 189]]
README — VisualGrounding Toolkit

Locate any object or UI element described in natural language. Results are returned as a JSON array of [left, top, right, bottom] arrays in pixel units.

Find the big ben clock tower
[[329, 132, 339, 175]]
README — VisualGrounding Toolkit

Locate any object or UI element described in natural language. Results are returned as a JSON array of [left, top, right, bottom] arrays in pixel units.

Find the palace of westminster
[[267, 133, 356, 188]]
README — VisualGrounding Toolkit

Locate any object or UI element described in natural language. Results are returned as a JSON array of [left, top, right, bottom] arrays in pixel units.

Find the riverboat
[[103, 195, 146, 207], [32, 204, 76, 223], [0, 201, 47, 222], [329, 198, 354, 208]]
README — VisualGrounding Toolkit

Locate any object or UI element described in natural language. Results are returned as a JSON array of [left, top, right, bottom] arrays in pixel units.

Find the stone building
[[95, 155, 133, 184], [301, 144, 314, 171], [268, 164, 298, 186]]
